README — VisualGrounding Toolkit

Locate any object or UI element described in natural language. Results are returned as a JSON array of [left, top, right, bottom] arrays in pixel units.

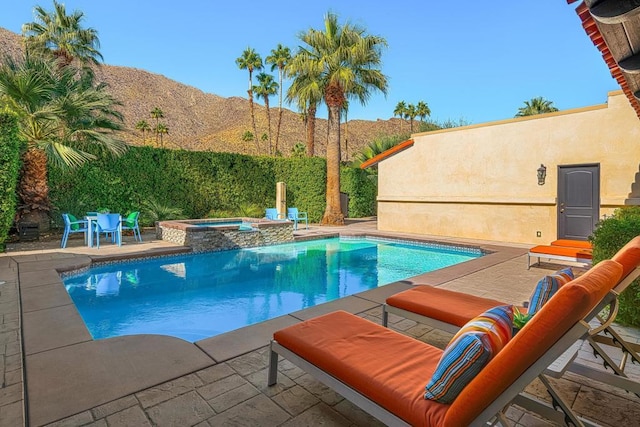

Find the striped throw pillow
[[528, 267, 574, 316], [425, 305, 514, 403]]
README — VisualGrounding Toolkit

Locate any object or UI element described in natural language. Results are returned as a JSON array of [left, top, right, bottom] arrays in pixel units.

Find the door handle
[[560, 209, 565, 213]]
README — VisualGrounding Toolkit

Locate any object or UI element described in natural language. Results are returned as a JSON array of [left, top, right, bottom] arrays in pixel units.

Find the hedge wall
[[0, 112, 22, 251], [590, 207, 640, 327], [48, 146, 376, 226]]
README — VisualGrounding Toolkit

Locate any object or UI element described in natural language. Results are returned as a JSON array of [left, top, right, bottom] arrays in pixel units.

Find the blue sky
[[0, 1, 619, 124]]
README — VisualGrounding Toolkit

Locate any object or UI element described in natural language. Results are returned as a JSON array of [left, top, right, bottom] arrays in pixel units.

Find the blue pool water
[[63, 237, 481, 342]]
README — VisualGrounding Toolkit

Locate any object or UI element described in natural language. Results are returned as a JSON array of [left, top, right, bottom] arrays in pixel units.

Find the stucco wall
[[376, 91, 640, 244]]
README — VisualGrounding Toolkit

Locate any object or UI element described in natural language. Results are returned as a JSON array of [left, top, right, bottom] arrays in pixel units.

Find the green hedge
[[590, 206, 640, 326], [48, 147, 376, 227], [0, 112, 22, 251]]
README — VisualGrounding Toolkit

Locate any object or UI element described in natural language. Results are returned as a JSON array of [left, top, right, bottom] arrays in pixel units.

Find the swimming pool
[[63, 237, 482, 342]]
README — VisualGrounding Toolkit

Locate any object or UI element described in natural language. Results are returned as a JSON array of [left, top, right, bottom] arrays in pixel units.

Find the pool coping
[[15, 231, 526, 426]]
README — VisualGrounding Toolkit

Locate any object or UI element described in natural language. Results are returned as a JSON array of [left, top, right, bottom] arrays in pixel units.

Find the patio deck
[[1, 219, 639, 426]]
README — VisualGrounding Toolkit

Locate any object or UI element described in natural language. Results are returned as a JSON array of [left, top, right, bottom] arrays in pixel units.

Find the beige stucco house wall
[[376, 91, 640, 245]]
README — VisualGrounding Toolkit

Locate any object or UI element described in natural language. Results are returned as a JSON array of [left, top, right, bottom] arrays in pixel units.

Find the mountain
[[0, 27, 405, 158]]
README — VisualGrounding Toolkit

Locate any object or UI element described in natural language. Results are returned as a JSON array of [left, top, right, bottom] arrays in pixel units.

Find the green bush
[[590, 206, 640, 326], [0, 112, 22, 251], [48, 146, 376, 228], [341, 166, 377, 218]]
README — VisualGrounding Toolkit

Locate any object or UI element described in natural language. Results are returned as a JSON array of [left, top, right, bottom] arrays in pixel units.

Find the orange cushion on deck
[[387, 286, 506, 327], [529, 245, 592, 260], [550, 239, 593, 249], [274, 311, 450, 426]]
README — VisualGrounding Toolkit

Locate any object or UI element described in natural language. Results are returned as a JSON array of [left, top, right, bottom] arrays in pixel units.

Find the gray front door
[[557, 164, 600, 240]]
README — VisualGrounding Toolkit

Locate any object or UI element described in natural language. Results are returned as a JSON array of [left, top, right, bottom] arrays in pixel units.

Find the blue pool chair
[[61, 213, 89, 248], [95, 213, 122, 248], [287, 207, 308, 230], [265, 208, 285, 220], [121, 211, 142, 242]]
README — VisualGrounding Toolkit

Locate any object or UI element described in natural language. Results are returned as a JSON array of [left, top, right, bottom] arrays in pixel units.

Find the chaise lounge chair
[[527, 239, 593, 269], [268, 260, 623, 426], [383, 235, 640, 396]]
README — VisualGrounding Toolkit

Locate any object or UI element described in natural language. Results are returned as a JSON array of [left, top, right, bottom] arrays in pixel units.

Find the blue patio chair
[[287, 207, 308, 230], [94, 213, 122, 248], [265, 208, 285, 220], [61, 213, 89, 248], [121, 211, 142, 242]]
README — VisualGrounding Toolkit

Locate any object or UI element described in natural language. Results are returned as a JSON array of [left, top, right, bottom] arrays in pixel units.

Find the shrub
[[0, 112, 22, 251], [590, 206, 640, 326], [47, 146, 376, 228]]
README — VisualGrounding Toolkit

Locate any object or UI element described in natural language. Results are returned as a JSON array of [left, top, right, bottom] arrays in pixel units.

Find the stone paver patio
[[1, 219, 639, 426]]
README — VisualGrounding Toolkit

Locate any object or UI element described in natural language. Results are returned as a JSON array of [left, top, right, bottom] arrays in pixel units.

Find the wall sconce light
[[537, 164, 547, 186]]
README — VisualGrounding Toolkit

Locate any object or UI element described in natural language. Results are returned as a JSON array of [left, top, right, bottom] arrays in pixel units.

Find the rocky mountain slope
[[0, 27, 405, 158]]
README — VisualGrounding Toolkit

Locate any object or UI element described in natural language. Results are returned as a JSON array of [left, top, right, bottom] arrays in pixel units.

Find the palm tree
[[393, 101, 407, 132], [253, 72, 278, 154], [351, 134, 406, 169], [416, 101, 431, 123], [150, 107, 164, 145], [516, 97, 559, 117], [405, 103, 417, 132], [286, 64, 322, 157], [291, 142, 306, 158], [266, 44, 291, 151], [241, 130, 254, 142], [0, 54, 125, 229], [135, 120, 151, 144], [22, 0, 103, 68], [289, 12, 388, 225], [236, 47, 263, 147], [155, 123, 168, 148]]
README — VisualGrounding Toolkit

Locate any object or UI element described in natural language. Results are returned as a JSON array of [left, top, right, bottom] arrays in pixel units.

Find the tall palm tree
[[135, 120, 151, 144], [22, 0, 103, 68], [150, 107, 164, 145], [286, 64, 322, 157], [253, 72, 278, 154], [289, 12, 388, 225], [266, 44, 291, 151], [515, 97, 559, 117], [405, 103, 417, 132], [393, 101, 407, 133], [416, 100, 431, 123], [0, 54, 125, 229], [155, 123, 168, 148], [236, 47, 263, 147]]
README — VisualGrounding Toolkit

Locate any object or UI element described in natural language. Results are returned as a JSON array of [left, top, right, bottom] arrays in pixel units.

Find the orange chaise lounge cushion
[[386, 285, 506, 327], [273, 311, 450, 426], [529, 245, 592, 260], [550, 239, 593, 249], [611, 235, 640, 280]]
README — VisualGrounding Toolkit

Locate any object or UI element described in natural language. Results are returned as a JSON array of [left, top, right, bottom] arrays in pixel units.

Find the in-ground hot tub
[[156, 217, 294, 252]]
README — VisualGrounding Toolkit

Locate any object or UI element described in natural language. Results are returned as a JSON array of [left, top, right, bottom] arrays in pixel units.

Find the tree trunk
[[321, 104, 344, 225], [17, 147, 51, 231], [306, 103, 316, 157], [275, 67, 283, 153], [265, 98, 272, 155], [248, 89, 259, 150]]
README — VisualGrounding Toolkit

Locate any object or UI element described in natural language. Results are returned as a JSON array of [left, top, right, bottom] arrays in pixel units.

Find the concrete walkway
[[1, 220, 639, 426]]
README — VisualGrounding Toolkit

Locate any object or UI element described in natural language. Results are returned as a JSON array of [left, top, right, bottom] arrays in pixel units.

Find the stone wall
[[156, 221, 294, 252]]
